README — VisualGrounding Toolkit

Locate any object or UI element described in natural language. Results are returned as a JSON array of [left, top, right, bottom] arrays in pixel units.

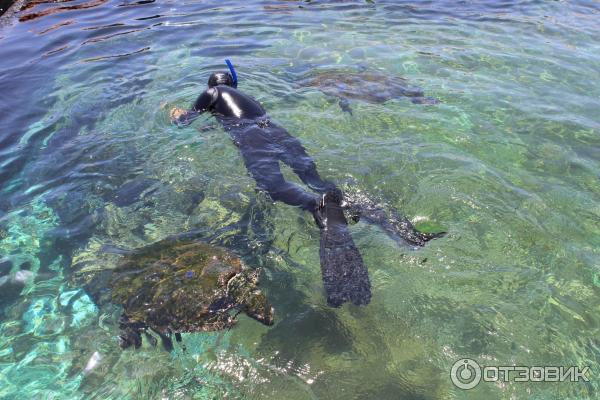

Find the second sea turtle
[[297, 68, 439, 114]]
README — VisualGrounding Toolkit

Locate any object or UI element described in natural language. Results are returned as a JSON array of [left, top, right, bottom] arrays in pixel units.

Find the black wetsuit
[[178, 84, 373, 306], [179, 85, 335, 212]]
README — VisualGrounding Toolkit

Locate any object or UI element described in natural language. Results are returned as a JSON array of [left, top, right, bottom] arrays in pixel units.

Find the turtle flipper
[[316, 190, 371, 307], [338, 97, 353, 115], [118, 314, 145, 349], [144, 331, 158, 347], [149, 327, 174, 351], [410, 96, 439, 105]]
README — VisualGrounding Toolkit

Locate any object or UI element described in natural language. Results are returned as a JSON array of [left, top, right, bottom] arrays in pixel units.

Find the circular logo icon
[[451, 358, 482, 390]]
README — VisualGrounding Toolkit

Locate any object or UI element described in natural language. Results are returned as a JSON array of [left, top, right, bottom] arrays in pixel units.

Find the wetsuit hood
[[208, 72, 235, 88]]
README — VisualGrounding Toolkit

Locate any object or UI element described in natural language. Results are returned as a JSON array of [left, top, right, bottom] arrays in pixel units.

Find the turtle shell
[[299, 70, 436, 104], [110, 239, 248, 333]]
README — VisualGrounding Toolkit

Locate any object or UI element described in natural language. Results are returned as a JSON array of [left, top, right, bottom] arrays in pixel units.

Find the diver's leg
[[239, 143, 318, 211], [275, 129, 336, 194], [241, 128, 371, 307]]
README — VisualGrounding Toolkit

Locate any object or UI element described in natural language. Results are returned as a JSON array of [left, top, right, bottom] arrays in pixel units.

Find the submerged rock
[[111, 177, 159, 207]]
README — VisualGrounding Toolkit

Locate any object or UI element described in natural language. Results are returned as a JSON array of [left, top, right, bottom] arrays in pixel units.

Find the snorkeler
[[170, 61, 442, 307]]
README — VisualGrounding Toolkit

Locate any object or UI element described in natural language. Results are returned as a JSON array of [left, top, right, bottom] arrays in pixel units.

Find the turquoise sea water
[[1, 1, 599, 398]]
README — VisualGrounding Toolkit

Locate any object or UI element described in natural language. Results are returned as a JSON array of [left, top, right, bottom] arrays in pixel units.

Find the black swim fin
[[341, 187, 445, 247], [315, 190, 371, 307]]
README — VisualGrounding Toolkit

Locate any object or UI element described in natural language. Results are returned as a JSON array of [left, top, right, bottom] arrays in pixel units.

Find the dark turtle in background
[[108, 238, 274, 350], [297, 69, 439, 114]]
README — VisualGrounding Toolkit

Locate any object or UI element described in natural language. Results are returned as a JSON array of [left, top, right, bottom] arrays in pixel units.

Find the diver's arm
[[171, 88, 217, 127], [192, 88, 217, 113], [171, 108, 200, 127]]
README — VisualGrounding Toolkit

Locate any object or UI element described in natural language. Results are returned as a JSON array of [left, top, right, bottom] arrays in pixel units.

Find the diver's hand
[[169, 107, 188, 123]]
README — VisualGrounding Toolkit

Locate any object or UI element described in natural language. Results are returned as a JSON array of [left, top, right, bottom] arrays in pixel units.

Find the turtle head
[[227, 268, 274, 326], [242, 289, 274, 326]]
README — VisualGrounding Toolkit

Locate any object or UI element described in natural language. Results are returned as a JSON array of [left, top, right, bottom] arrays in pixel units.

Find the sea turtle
[[107, 238, 274, 350], [297, 69, 439, 114]]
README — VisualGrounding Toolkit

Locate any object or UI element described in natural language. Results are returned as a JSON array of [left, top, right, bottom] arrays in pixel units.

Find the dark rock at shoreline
[[0, 0, 25, 22], [0, 0, 16, 17]]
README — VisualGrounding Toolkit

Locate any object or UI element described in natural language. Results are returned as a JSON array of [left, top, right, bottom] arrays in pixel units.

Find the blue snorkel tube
[[225, 59, 238, 88]]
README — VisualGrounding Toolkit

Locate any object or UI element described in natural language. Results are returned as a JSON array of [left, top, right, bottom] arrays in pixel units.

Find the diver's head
[[208, 72, 235, 88]]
